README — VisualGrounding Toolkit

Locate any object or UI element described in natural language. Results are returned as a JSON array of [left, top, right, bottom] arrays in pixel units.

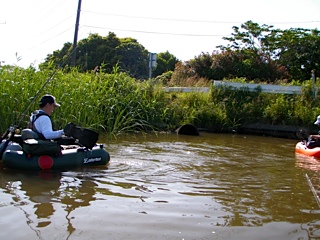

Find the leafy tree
[[188, 52, 214, 79], [220, 20, 274, 53], [39, 42, 73, 70], [269, 28, 320, 80], [218, 21, 320, 81], [116, 38, 149, 79], [40, 32, 153, 79], [211, 49, 288, 81], [153, 51, 179, 77], [76, 33, 121, 72]]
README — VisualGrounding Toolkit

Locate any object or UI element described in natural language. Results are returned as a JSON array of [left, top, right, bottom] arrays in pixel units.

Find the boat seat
[[21, 129, 40, 140]]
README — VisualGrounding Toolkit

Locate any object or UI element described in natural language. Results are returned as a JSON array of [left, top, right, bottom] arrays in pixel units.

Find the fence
[[213, 81, 302, 94], [163, 81, 305, 95]]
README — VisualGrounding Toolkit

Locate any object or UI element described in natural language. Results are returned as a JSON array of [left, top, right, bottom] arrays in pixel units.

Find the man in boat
[[28, 94, 64, 140], [307, 115, 320, 148]]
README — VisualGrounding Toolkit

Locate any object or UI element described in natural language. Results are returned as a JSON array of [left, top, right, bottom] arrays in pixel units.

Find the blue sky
[[1, 0, 319, 68]]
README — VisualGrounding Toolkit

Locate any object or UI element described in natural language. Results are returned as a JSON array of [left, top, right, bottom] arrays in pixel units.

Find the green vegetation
[[41, 32, 179, 80], [40, 21, 320, 83], [179, 21, 320, 82], [1, 66, 320, 138], [2, 21, 320, 138], [0, 66, 170, 138]]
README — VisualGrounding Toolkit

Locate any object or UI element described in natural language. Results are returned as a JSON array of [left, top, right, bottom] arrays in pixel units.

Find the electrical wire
[[24, 26, 75, 53], [32, 0, 68, 25], [16, 1, 76, 60], [82, 24, 229, 37], [84, 10, 242, 24], [84, 10, 320, 25], [35, 14, 75, 37]]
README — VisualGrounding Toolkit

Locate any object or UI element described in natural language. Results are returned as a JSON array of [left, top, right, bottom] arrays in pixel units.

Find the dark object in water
[[176, 124, 199, 136]]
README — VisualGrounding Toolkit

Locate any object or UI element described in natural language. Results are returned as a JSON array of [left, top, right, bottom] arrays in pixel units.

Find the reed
[[209, 80, 320, 131], [0, 66, 170, 137], [1, 66, 320, 137]]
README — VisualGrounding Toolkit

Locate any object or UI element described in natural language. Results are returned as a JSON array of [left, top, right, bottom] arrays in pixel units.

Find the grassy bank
[[1, 66, 319, 138]]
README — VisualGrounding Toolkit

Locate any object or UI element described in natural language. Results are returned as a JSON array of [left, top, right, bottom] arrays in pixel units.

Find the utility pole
[[71, 0, 82, 67]]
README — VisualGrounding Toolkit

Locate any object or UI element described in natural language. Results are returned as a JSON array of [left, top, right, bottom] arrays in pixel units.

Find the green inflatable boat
[[1, 144, 110, 170], [0, 125, 110, 170]]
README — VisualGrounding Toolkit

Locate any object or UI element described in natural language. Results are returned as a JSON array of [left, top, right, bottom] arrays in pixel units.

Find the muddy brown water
[[0, 132, 320, 240]]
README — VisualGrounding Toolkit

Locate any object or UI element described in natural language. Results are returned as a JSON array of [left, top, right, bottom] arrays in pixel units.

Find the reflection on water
[[296, 153, 320, 172], [0, 170, 99, 239], [0, 133, 320, 239]]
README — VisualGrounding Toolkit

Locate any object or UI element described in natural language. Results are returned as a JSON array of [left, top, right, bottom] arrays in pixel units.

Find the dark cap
[[39, 95, 60, 107]]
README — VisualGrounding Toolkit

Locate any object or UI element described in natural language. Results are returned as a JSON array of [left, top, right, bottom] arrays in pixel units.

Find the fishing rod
[[17, 47, 78, 129], [306, 173, 320, 208], [15, 66, 63, 128], [0, 0, 83, 158]]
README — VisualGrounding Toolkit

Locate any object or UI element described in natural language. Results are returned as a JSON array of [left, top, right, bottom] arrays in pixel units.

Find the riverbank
[[196, 123, 317, 140], [239, 123, 307, 139]]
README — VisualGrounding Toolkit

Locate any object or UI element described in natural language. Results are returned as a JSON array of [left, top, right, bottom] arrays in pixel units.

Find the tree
[[214, 21, 288, 81], [219, 20, 274, 53], [210, 49, 288, 81], [40, 32, 151, 79], [188, 52, 214, 79], [40, 42, 73, 70], [270, 28, 320, 80], [153, 51, 179, 77], [218, 21, 320, 81], [76, 33, 121, 72], [116, 38, 149, 79]]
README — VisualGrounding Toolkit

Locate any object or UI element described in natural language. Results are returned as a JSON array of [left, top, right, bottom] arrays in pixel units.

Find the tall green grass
[[1, 65, 320, 138], [209, 80, 320, 131], [0, 66, 171, 138]]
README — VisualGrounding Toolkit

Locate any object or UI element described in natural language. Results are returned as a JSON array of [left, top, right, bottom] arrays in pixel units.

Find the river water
[[0, 132, 320, 240]]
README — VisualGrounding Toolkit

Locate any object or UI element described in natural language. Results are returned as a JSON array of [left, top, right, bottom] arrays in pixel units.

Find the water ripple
[[0, 133, 317, 239]]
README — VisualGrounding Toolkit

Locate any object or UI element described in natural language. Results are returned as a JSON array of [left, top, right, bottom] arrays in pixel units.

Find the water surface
[[0, 132, 319, 240]]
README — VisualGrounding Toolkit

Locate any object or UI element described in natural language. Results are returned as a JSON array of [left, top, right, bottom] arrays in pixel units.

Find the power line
[[13, 1, 75, 57], [33, 0, 68, 24], [82, 24, 229, 37], [84, 10, 320, 25], [84, 10, 241, 24], [34, 14, 75, 38], [23, 26, 74, 53]]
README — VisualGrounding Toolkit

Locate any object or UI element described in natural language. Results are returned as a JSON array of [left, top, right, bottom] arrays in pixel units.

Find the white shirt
[[30, 111, 64, 139]]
